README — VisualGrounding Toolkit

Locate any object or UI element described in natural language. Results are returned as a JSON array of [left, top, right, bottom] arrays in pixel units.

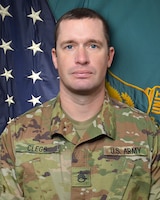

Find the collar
[[50, 91, 116, 144]]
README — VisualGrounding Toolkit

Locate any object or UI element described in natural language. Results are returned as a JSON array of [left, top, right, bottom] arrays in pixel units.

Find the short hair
[[54, 8, 111, 48]]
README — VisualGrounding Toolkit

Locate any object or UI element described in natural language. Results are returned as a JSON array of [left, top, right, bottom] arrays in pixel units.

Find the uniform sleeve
[[0, 125, 24, 200], [149, 127, 160, 200]]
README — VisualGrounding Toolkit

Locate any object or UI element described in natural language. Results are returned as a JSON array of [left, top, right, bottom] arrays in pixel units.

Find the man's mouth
[[72, 70, 93, 78]]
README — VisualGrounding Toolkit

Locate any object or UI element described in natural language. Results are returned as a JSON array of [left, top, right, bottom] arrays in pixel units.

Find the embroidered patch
[[104, 146, 148, 156], [72, 167, 91, 187], [16, 144, 60, 153]]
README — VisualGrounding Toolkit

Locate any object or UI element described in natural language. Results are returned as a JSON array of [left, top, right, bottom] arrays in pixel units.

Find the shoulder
[[1, 97, 57, 137], [110, 96, 148, 117], [15, 97, 57, 122], [109, 97, 158, 133]]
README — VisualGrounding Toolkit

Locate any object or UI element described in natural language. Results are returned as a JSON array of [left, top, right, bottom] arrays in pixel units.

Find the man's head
[[52, 8, 114, 96], [54, 8, 111, 49]]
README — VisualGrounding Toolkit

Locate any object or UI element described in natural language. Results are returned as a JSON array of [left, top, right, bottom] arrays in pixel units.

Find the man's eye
[[66, 45, 73, 50], [90, 44, 97, 49]]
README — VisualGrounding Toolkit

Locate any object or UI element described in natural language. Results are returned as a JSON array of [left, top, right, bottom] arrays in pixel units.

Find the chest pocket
[[101, 146, 149, 199], [15, 143, 72, 200]]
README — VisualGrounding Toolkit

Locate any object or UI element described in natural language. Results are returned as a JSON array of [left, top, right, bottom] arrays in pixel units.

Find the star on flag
[[27, 7, 43, 24], [27, 40, 43, 55], [0, 39, 14, 54], [27, 70, 42, 84], [1, 68, 14, 81], [0, 4, 12, 21], [28, 95, 41, 106]]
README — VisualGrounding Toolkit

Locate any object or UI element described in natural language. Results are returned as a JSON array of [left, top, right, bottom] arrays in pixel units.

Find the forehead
[[57, 18, 105, 40]]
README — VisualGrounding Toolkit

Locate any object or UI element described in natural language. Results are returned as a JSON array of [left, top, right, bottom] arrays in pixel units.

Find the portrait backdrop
[[0, 0, 160, 134]]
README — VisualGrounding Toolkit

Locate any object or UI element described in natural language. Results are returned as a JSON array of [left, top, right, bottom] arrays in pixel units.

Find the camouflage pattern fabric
[[0, 92, 160, 200]]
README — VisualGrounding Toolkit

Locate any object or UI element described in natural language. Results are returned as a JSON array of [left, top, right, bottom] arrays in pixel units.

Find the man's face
[[52, 18, 114, 95]]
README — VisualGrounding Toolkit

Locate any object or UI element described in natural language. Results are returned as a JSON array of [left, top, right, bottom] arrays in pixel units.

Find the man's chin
[[69, 87, 97, 96]]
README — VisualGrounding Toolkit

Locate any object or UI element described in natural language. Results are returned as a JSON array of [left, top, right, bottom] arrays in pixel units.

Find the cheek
[[95, 58, 108, 73], [96, 63, 108, 80], [93, 52, 108, 65], [56, 60, 68, 78], [55, 56, 64, 71], [56, 53, 71, 68]]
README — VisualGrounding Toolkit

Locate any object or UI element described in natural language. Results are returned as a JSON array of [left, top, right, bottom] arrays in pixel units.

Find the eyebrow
[[86, 39, 103, 46], [60, 39, 103, 47], [60, 40, 75, 46]]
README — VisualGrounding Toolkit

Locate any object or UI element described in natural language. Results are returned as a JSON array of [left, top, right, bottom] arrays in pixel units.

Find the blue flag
[[0, 0, 59, 133]]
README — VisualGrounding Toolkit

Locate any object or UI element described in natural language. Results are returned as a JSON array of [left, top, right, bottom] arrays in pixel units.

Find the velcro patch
[[104, 146, 148, 156], [72, 167, 91, 187], [16, 143, 60, 154]]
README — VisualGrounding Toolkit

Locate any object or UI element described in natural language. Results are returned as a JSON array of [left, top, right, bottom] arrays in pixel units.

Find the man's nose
[[75, 47, 89, 65]]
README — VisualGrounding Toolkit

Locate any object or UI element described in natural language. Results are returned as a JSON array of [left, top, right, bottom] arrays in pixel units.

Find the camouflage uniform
[[0, 92, 160, 200]]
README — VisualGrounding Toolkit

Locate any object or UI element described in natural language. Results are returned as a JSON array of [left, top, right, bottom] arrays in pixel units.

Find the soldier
[[0, 7, 160, 200]]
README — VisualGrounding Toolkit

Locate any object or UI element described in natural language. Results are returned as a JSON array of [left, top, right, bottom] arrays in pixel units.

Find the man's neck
[[60, 88, 105, 122]]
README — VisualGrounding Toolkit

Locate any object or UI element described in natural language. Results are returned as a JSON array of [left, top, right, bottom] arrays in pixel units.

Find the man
[[0, 8, 160, 200]]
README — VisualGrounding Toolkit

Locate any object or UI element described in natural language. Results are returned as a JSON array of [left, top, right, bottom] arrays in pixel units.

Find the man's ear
[[107, 47, 115, 68], [51, 48, 58, 69]]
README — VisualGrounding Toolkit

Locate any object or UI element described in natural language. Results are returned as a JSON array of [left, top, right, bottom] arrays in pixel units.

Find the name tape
[[104, 146, 148, 156]]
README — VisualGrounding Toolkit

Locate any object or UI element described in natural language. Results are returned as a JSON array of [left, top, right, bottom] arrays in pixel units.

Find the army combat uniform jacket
[[0, 93, 160, 200]]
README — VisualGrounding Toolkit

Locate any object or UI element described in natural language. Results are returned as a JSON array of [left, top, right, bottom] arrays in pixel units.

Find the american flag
[[0, 0, 59, 134]]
